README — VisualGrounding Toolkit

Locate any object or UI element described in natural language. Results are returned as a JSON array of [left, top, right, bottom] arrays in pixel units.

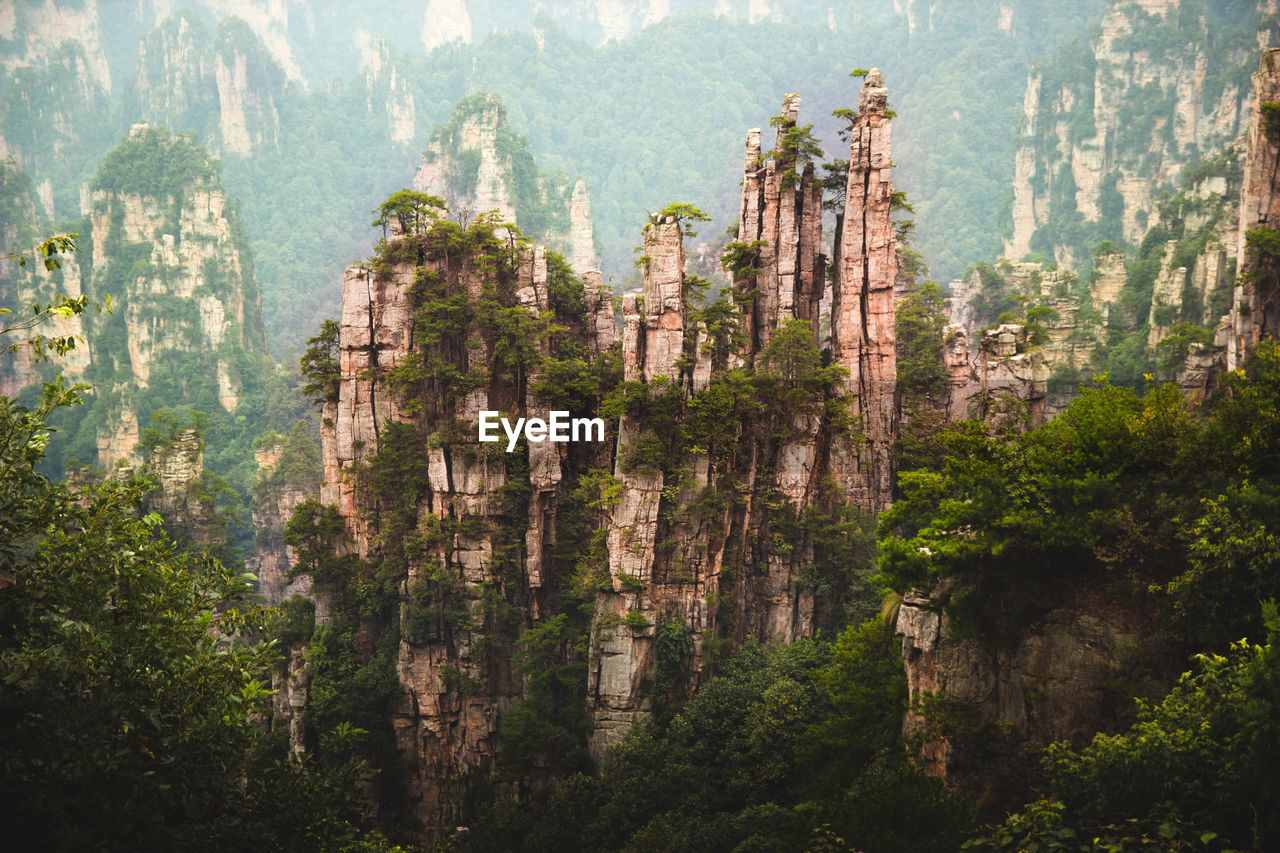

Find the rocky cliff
[[1007, 0, 1278, 270], [1230, 47, 1280, 368], [315, 205, 614, 834], [946, 137, 1242, 420], [131, 12, 284, 157], [413, 93, 598, 274], [357, 33, 417, 147], [308, 80, 901, 840], [84, 124, 267, 466], [902, 47, 1280, 822], [831, 70, 899, 511], [896, 589, 1170, 817], [0, 122, 276, 541], [249, 423, 321, 604]]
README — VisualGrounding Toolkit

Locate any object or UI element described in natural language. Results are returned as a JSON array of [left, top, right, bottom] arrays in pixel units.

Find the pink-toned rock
[[943, 324, 973, 420], [1230, 48, 1280, 367], [734, 96, 825, 353], [831, 69, 898, 514], [638, 217, 687, 382]]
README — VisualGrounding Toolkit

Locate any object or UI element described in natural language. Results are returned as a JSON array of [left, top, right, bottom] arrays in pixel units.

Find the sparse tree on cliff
[[371, 190, 446, 238], [655, 202, 711, 237], [300, 318, 341, 405]]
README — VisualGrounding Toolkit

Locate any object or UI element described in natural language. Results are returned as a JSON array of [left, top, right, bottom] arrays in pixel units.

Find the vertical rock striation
[[86, 125, 267, 467], [589, 86, 899, 755], [589, 217, 687, 753], [1231, 48, 1280, 368], [313, 84, 908, 839], [734, 94, 825, 354], [414, 94, 598, 272], [896, 590, 1168, 818], [568, 179, 599, 275], [214, 17, 284, 155], [1008, 0, 1275, 269], [831, 69, 898, 514], [249, 427, 321, 605], [321, 211, 606, 836]]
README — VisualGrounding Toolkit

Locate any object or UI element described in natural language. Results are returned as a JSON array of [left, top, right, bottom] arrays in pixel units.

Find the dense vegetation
[[449, 624, 970, 852], [0, 378, 399, 851], [8, 4, 1280, 852], [418, 340, 1280, 852]]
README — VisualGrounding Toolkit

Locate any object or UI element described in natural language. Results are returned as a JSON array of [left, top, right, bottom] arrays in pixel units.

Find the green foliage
[[622, 608, 650, 629], [1262, 101, 1280, 142], [1155, 322, 1214, 371], [456, 627, 969, 852], [500, 614, 591, 773], [879, 379, 1202, 635], [963, 800, 1233, 852], [3, 231, 79, 272], [1246, 225, 1280, 263], [720, 239, 766, 280], [285, 499, 357, 589], [0, 287, 95, 364], [371, 189, 446, 236], [767, 104, 824, 185], [896, 281, 951, 406], [820, 157, 850, 210], [651, 620, 693, 701], [970, 604, 1280, 851], [91, 125, 217, 200], [0, 382, 393, 850], [756, 318, 851, 429], [883, 339, 1280, 654], [655, 201, 711, 238]]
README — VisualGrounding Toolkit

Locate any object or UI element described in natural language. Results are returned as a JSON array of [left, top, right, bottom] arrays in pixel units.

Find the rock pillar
[[831, 69, 898, 514]]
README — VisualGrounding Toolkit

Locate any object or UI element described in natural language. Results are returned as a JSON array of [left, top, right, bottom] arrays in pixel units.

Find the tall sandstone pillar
[[831, 69, 898, 513], [589, 216, 687, 757], [1231, 48, 1280, 368], [735, 94, 825, 354], [588, 94, 860, 759]]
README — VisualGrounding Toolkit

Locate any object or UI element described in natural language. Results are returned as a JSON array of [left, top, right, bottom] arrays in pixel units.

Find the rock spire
[[1230, 47, 1280, 368], [831, 69, 898, 514]]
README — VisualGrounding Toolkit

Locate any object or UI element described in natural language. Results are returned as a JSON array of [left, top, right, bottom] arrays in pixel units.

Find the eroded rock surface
[[1231, 47, 1280, 367]]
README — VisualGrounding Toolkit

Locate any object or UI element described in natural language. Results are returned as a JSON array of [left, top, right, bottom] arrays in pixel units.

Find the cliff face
[[318, 210, 608, 833], [249, 424, 321, 604], [85, 125, 266, 466], [1007, 0, 1276, 270], [358, 34, 417, 147], [141, 427, 218, 544], [903, 48, 1280, 820], [313, 82, 901, 839], [0, 125, 272, 483], [831, 71, 898, 512], [1230, 48, 1280, 367], [129, 12, 285, 157], [946, 140, 1241, 421], [413, 94, 597, 274], [132, 11, 218, 140], [896, 590, 1169, 816], [0, 0, 112, 93]]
